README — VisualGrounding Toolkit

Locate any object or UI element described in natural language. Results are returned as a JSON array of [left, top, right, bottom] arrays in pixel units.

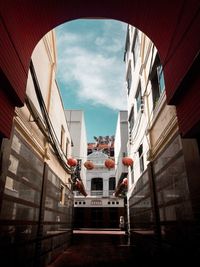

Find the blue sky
[[55, 19, 127, 143]]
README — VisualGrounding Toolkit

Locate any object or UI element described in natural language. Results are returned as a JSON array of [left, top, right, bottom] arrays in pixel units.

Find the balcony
[[91, 190, 103, 196]]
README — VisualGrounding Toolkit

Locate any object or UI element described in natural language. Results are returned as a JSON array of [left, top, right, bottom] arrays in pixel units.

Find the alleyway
[[47, 229, 199, 267], [48, 229, 149, 267], [1, 2, 200, 267]]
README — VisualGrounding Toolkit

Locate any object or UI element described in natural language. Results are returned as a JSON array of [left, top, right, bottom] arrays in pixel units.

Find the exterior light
[[75, 179, 87, 197], [114, 178, 128, 197], [84, 160, 94, 170], [67, 158, 77, 167], [104, 158, 115, 169], [122, 157, 133, 167]]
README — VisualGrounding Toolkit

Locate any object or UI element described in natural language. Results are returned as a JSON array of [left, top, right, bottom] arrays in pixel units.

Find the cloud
[[56, 20, 127, 110], [95, 20, 127, 53], [56, 31, 81, 44], [95, 37, 123, 53]]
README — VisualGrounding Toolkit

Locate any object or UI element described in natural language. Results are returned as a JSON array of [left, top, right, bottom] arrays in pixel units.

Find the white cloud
[[95, 20, 126, 54], [95, 37, 123, 53], [56, 21, 127, 110], [56, 31, 81, 44], [95, 37, 105, 46]]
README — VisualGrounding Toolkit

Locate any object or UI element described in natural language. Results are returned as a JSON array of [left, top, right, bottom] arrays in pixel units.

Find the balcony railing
[[91, 190, 103, 196]]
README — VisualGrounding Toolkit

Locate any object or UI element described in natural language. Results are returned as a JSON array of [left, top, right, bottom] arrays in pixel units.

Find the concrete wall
[[65, 110, 88, 186], [15, 30, 72, 184], [115, 111, 128, 184]]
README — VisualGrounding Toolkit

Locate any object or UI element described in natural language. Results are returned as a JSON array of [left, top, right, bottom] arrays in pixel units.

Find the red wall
[[0, 89, 15, 138], [0, 0, 200, 137]]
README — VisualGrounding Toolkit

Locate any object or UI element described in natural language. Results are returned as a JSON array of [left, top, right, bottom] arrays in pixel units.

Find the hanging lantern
[[104, 158, 115, 169], [84, 160, 94, 170], [75, 179, 87, 197], [115, 178, 128, 197], [114, 183, 125, 197], [122, 157, 133, 167], [122, 177, 128, 186], [67, 158, 77, 167]]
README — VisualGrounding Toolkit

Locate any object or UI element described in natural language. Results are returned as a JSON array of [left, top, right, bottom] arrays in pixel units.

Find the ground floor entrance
[[73, 207, 124, 229]]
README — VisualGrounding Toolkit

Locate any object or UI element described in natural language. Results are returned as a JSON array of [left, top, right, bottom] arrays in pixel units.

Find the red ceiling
[[0, 0, 200, 137]]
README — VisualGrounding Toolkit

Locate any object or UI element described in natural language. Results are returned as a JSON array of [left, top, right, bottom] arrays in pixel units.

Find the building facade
[[74, 137, 125, 229], [65, 110, 88, 188], [124, 25, 200, 259], [0, 31, 74, 266], [115, 111, 129, 185]]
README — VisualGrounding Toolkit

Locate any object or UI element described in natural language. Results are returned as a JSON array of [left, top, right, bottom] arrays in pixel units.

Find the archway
[[0, 3, 200, 263], [0, 0, 200, 138]]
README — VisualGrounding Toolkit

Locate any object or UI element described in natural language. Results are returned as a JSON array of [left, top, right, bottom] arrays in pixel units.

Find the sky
[[55, 19, 127, 143]]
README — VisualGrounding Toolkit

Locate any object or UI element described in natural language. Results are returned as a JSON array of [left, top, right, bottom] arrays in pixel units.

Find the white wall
[[65, 110, 88, 186], [125, 27, 149, 191], [22, 30, 72, 183], [115, 111, 128, 184], [86, 151, 115, 197]]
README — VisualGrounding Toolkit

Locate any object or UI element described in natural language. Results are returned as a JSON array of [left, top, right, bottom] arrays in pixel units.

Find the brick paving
[[48, 229, 150, 267]]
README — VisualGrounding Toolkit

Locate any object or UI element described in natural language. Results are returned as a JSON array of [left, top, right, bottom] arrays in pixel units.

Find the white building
[[115, 111, 129, 186], [125, 27, 153, 195], [123, 25, 197, 257], [65, 110, 88, 187], [73, 138, 125, 229], [86, 150, 116, 197]]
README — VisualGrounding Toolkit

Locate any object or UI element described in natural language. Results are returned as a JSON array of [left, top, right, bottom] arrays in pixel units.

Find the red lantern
[[75, 179, 87, 197], [122, 177, 128, 186], [114, 178, 128, 197], [67, 158, 77, 167], [84, 161, 94, 170], [104, 158, 115, 169], [122, 157, 133, 167]]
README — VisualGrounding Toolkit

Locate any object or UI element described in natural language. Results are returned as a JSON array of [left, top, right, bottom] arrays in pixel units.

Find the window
[[91, 178, 103, 191], [109, 177, 116, 191], [132, 29, 140, 68], [131, 165, 134, 184], [110, 147, 114, 157], [150, 54, 165, 109], [87, 148, 93, 155], [124, 26, 130, 62], [135, 81, 142, 112], [66, 138, 69, 156], [138, 144, 144, 173], [60, 126, 65, 151], [129, 106, 135, 132], [157, 65, 165, 93], [126, 64, 132, 94], [60, 185, 64, 204]]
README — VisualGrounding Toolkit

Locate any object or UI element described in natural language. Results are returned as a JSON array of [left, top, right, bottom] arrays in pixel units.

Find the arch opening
[[1, 1, 200, 139], [0, 2, 200, 265]]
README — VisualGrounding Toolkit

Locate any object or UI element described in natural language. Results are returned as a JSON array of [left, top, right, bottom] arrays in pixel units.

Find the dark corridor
[[48, 230, 145, 267], [48, 229, 198, 267]]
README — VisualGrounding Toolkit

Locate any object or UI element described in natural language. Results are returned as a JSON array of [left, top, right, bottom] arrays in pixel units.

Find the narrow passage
[[48, 229, 148, 267]]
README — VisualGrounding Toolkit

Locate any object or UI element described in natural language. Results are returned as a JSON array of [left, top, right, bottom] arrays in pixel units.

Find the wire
[[30, 60, 73, 174]]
